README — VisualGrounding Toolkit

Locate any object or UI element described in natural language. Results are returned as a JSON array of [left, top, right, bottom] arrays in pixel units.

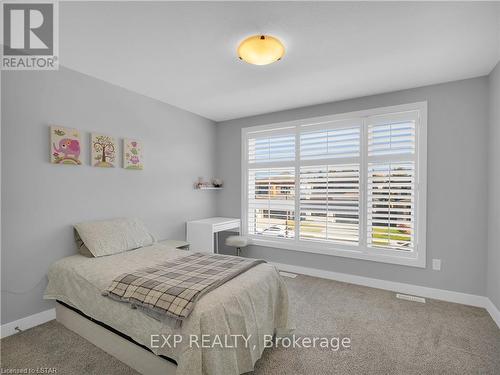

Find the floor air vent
[[396, 293, 426, 303]]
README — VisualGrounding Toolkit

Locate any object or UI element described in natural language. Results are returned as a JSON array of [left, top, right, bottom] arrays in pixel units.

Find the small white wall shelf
[[195, 186, 223, 190]]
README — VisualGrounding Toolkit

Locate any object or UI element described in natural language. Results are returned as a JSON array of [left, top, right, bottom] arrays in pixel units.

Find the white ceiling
[[60, 1, 500, 121]]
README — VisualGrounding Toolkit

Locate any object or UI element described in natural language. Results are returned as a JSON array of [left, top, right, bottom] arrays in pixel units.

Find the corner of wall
[[487, 60, 500, 311]]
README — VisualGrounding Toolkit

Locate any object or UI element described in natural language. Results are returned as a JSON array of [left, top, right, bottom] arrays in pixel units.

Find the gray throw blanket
[[103, 252, 265, 321]]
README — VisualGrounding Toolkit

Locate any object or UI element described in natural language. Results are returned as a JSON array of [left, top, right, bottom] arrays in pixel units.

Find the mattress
[[44, 242, 289, 375]]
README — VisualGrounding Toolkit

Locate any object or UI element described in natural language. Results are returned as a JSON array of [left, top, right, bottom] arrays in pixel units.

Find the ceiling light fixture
[[237, 35, 285, 66]]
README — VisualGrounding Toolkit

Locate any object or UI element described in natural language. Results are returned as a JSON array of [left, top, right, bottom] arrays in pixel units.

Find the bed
[[44, 240, 289, 375]]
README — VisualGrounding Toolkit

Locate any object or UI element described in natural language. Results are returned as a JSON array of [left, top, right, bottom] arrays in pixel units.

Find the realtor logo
[[2, 1, 59, 70]]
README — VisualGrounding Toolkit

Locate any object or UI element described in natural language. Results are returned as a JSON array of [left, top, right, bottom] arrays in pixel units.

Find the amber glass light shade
[[237, 35, 285, 65]]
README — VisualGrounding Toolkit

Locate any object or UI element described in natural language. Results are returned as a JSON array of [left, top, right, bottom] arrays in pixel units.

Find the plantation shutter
[[248, 132, 295, 163], [247, 130, 296, 239], [243, 103, 426, 266], [366, 113, 418, 251], [299, 124, 361, 244], [299, 165, 360, 243]]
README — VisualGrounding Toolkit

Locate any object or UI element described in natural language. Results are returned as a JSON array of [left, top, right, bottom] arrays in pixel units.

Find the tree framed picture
[[91, 133, 117, 168], [123, 139, 143, 170]]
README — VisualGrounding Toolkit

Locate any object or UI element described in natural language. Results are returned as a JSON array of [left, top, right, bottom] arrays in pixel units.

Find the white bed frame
[[56, 303, 177, 375]]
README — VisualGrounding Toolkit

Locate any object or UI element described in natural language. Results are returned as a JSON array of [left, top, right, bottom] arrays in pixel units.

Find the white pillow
[[74, 218, 156, 257]]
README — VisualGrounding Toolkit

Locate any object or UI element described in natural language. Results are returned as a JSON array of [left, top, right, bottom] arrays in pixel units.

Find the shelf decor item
[[194, 177, 224, 190], [91, 133, 117, 168], [50, 126, 82, 165], [123, 139, 143, 170], [195, 177, 205, 189], [212, 178, 223, 188]]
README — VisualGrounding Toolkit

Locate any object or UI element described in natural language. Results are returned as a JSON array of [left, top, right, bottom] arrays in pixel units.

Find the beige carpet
[[2, 274, 499, 374]]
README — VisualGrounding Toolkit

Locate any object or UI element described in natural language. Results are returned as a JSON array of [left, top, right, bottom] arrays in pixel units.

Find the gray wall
[[1, 67, 217, 324], [216, 77, 489, 296], [488, 62, 500, 309]]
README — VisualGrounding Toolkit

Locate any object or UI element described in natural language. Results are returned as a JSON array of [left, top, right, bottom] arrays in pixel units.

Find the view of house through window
[[248, 167, 295, 238]]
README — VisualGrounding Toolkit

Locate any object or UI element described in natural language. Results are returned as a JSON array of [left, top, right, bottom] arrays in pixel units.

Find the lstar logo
[[2, 1, 59, 70]]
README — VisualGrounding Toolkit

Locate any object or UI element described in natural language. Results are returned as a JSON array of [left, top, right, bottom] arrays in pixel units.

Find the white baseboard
[[1, 308, 56, 339], [485, 299, 500, 329], [272, 262, 499, 328]]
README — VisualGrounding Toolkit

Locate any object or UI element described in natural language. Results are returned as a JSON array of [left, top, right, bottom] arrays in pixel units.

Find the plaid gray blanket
[[103, 252, 265, 321]]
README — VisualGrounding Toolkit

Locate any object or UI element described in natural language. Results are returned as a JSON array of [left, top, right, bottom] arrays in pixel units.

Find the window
[[242, 102, 427, 267], [248, 167, 295, 239], [300, 164, 360, 244]]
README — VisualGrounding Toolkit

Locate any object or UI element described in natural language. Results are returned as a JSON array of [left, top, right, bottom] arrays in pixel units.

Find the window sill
[[248, 236, 426, 268]]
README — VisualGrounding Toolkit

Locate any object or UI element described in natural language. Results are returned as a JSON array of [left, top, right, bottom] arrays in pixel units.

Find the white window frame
[[241, 102, 427, 268]]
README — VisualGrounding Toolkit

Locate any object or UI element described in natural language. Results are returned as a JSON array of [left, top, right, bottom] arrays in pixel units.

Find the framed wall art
[[91, 133, 117, 168], [123, 139, 143, 170], [50, 126, 82, 165]]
